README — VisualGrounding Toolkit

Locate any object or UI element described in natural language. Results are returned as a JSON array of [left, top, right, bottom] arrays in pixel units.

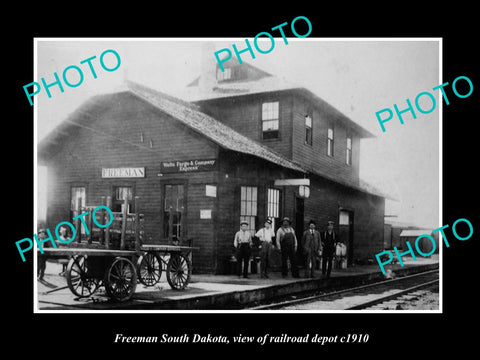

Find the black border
[[6, 6, 478, 355]]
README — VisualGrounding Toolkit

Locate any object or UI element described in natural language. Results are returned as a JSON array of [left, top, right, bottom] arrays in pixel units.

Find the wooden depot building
[[38, 56, 387, 274]]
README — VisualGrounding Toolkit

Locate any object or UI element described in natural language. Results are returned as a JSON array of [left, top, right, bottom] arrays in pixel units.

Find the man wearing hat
[[37, 228, 49, 280], [276, 217, 299, 278], [255, 218, 276, 278], [234, 221, 253, 278], [321, 220, 339, 279], [302, 220, 322, 278]]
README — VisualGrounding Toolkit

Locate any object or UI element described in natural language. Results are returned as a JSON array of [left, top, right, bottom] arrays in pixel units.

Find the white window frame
[[305, 115, 313, 145], [70, 186, 86, 234], [346, 136, 352, 165], [217, 67, 231, 81], [262, 102, 279, 138], [327, 127, 334, 157], [267, 188, 280, 230], [240, 186, 258, 234]]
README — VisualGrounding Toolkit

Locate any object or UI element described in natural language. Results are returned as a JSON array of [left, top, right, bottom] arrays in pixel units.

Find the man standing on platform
[[302, 220, 321, 278], [276, 217, 299, 278], [255, 218, 276, 278], [37, 228, 49, 280], [321, 220, 339, 279], [234, 221, 253, 279]]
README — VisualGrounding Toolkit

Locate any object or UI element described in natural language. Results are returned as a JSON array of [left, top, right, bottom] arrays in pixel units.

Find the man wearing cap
[[276, 217, 299, 278], [321, 220, 339, 279], [302, 220, 322, 278], [234, 221, 253, 279], [255, 219, 276, 278]]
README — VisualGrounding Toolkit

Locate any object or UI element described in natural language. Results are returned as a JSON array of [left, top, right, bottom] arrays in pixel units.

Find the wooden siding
[[214, 149, 384, 273], [43, 91, 384, 274], [301, 175, 385, 262], [44, 92, 219, 273], [291, 93, 360, 185], [196, 92, 293, 160], [197, 91, 362, 187]]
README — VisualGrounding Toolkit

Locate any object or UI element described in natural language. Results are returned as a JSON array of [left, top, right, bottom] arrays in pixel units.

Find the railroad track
[[249, 269, 439, 310], [346, 278, 438, 310]]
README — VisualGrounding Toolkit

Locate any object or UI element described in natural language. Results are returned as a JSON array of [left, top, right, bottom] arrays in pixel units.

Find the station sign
[[102, 167, 145, 178], [160, 159, 217, 174]]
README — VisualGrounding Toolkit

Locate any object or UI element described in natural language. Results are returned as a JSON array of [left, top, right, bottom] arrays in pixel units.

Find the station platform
[[36, 255, 439, 310]]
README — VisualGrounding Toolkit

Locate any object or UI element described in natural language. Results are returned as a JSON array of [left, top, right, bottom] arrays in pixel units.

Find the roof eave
[[294, 88, 375, 139]]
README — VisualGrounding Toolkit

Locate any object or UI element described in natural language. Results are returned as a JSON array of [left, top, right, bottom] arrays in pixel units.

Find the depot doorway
[[295, 196, 305, 264], [162, 182, 186, 241], [339, 209, 354, 265]]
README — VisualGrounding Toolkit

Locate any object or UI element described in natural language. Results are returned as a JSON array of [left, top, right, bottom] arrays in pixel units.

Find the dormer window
[[217, 68, 231, 81]]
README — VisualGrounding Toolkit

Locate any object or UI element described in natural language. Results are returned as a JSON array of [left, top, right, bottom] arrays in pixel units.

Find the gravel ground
[[372, 290, 439, 310], [281, 288, 439, 310]]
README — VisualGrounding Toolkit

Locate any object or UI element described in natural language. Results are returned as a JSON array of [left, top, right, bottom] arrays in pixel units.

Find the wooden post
[[75, 198, 81, 243], [187, 238, 193, 266], [134, 196, 141, 252], [168, 206, 173, 241], [87, 207, 93, 244], [120, 196, 128, 250], [99, 196, 106, 245], [105, 196, 112, 249]]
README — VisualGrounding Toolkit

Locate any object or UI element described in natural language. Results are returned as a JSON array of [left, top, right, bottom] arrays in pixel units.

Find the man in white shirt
[[255, 219, 276, 278]]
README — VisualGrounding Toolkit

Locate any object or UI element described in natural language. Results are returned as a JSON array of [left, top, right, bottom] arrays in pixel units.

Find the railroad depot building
[[38, 57, 386, 274]]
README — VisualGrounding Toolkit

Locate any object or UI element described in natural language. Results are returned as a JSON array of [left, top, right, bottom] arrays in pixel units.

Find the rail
[[249, 269, 439, 310]]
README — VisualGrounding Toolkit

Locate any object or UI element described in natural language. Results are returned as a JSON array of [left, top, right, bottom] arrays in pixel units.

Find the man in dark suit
[[321, 220, 339, 279], [302, 220, 322, 278]]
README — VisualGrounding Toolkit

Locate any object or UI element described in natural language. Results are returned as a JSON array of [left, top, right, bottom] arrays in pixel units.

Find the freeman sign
[[160, 159, 217, 174], [102, 167, 145, 178]]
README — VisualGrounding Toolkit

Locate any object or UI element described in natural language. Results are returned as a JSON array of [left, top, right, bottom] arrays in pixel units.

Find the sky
[[35, 38, 440, 228]]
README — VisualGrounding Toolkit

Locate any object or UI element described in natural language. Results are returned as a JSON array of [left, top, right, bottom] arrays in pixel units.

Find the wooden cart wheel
[[104, 257, 137, 302], [137, 253, 162, 286], [66, 255, 99, 298], [166, 253, 191, 290]]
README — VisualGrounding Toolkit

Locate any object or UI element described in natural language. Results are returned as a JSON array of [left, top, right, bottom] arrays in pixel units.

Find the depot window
[[112, 186, 134, 213], [346, 136, 352, 165], [240, 186, 258, 233], [217, 68, 231, 81], [70, 186, 86, 218], [70, 186, 86, 234], [262, 101, 279, 139], [327, 127, 334, 157], [305, 114, 313, 145], [163, 184, 185, 239], [267, 188, 281, 230]]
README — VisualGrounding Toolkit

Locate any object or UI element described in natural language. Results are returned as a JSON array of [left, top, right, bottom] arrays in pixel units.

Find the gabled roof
[[187, 57, 272, 87], [385, 219, 419, 228], [125, 81, 306, 173], [38, 81, 306, 174], [183, 75, 301, 101], [359, 179, 393, 200], [400, 229, 434, 237], [182, 72, 374, 139], [38, 81, 386, 199]]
